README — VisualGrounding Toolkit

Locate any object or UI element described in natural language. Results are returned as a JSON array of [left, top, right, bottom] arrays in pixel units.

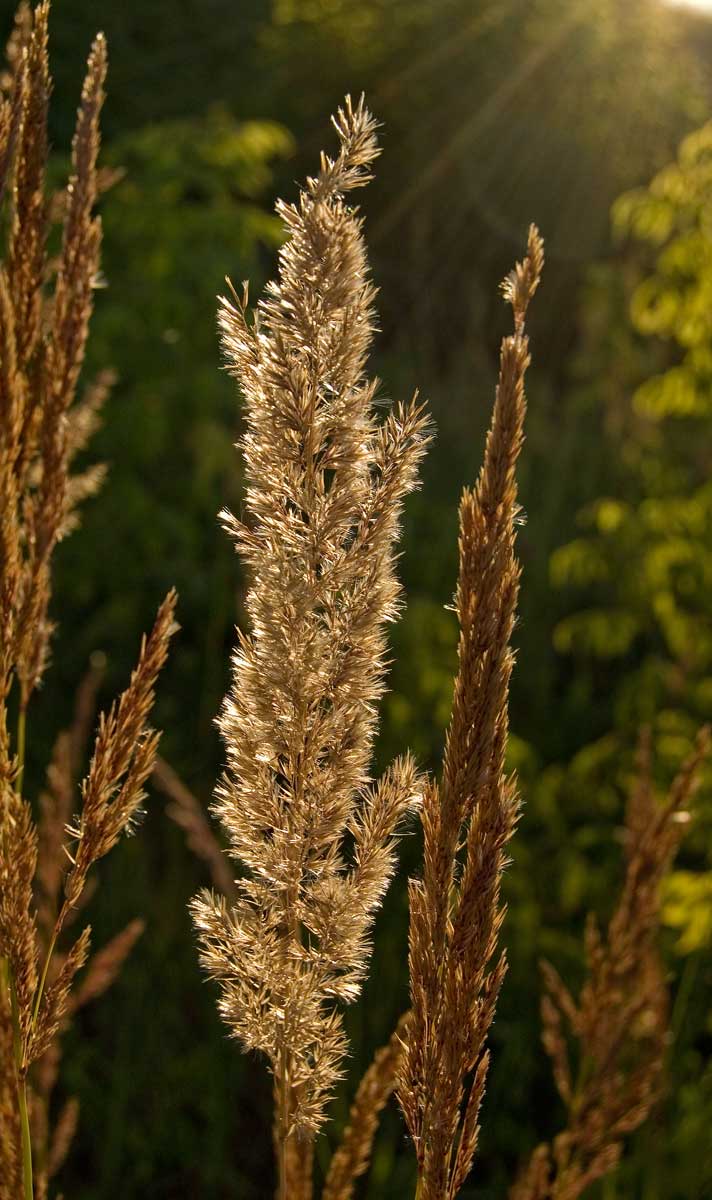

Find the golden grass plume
[[0, 6, 177, 1196], [397, 225, 544, 1200], [190, 94, 430, 1198]]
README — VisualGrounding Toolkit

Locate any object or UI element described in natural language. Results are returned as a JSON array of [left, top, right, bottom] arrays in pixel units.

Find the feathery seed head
[[194, 96, 430, 1141]]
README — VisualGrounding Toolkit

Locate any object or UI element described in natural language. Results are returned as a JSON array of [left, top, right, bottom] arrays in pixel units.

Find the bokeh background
[[4, 0, 712, 1195]]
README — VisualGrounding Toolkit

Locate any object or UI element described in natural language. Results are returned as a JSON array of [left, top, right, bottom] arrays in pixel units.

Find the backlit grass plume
[[190, 94, 430, 1198], [398, 226, 544, 1200], [0, 6, 177, 1198]]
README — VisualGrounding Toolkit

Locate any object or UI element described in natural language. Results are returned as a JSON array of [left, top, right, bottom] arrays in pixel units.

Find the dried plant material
[[191, 94, 430, 1197], [60, 590, 177, 919], [509, 1145, 552, 1200], [0, 595, 175, 1198], [0, 981, 21, 1196], [0, 8, 176, 1195], [28, 927, 92, 1066], [36, 653, 106, 937], [154, 755, 237, 901], [14, 24, 107, 711], [6, 0, 49, 367], [0, 788, 39, 1042], [0, 3, 109, 797], [323, 1013, 410, 1200], [398, 226, 544, 1200], [276, 1124, 314, 1200], [0, 3, 31, 99], [0, 6, 28, 206], [28, 655, 145, 1197], [29, 914, 143, 1196], [510, 726, 711, 1200]]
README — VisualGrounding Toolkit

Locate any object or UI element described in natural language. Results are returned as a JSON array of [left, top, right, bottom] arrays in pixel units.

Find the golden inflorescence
[[0, 7, 176, 1199]]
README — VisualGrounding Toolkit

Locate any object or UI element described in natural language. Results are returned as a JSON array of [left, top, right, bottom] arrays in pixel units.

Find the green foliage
[[663, 872, 712, 954], [552, 121, 712, 729], [544, 113, 712, 1198], [552, 117, 712, 735]]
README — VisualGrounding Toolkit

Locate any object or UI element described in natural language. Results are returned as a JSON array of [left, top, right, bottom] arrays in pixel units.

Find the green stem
[[4, 702, 32, 1195], [670, 952, 699, 1040], [31, 924, 59, 1032], [15, 704, 26, 795], [10, 971, 34, 1200]]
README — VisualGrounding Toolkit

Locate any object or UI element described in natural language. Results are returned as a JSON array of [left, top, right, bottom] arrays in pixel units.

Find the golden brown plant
[[0, 5, 177, 1197], [398, 226, 544, 1200], [190, 94, 430, 1200], [509, 726, 710, 1200], [0, 589, 177, 1200]]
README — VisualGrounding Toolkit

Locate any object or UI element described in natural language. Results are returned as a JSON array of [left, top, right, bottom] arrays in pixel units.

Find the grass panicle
[[0, 6, 177, 1197], [397, 226, 544, 1200], [190, 94, 430, 1197]]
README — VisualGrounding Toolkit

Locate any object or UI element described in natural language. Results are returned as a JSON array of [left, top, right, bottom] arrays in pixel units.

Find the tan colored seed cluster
[[397, 226, 544, 1200], [0, 5, 177, 1196], [190, 94, 430, 1197]]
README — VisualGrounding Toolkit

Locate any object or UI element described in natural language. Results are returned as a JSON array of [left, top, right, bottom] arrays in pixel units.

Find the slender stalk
[[0, 703, 17, 991], [30, 923, 59, 1031], [17, 1070, 33, 1200], [670, 951, 699, 1040], [279, 1042, 289, 1200], [15, 704, 26, 795], [11, 702, 33, 1196], [10, 971, 33, 1200]]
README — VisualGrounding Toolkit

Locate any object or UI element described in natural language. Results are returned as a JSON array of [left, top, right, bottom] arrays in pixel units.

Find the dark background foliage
[[4, 0, 712, 1195]]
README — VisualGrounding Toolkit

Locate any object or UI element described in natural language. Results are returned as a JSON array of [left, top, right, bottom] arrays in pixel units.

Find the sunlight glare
[[666, 0, 712, 11]]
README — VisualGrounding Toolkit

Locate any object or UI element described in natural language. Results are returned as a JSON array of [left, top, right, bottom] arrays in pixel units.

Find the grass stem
[[11, 703, 33, 1195], [10, 970, 34, 1200], [279, 1046, 288, 1200], [16, 704, 26, 795]]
